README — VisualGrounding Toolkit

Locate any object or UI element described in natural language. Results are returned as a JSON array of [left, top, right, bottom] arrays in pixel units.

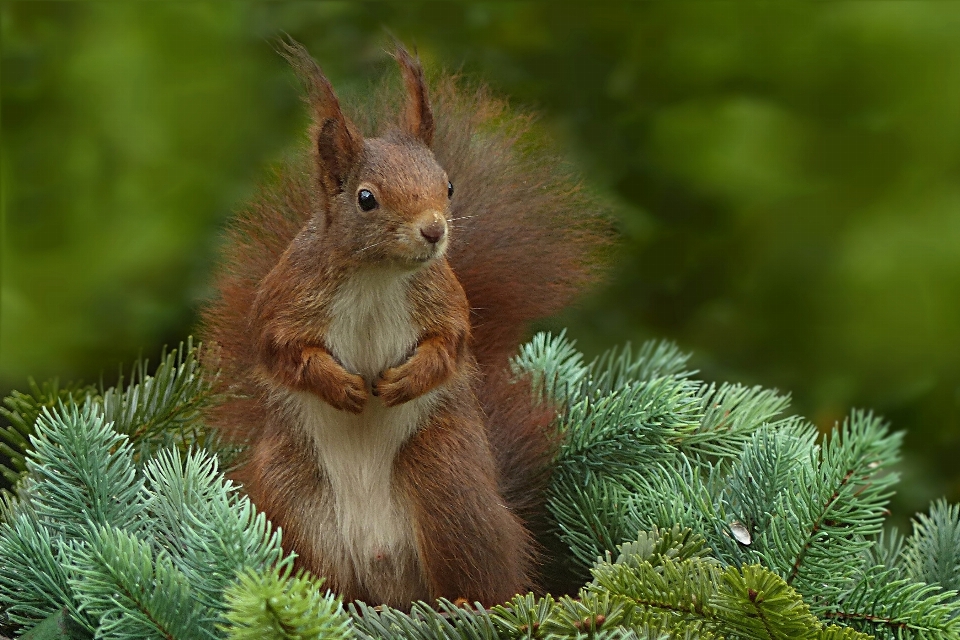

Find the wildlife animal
[[202, 40, 605, 606]]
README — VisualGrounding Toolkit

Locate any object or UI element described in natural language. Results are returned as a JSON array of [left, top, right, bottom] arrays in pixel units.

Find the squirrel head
[[281, 40, 453, 270]]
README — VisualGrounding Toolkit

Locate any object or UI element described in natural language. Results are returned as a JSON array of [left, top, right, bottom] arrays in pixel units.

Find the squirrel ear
[[393, 44, 434, 147], [279, 38, 363, 197]]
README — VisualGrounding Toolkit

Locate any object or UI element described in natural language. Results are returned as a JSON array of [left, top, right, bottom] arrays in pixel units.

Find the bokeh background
[[2, 2, 959, 524]]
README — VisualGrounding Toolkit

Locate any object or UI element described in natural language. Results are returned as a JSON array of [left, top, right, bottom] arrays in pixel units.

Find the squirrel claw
[[334, 373, 368, 413], [297, 348, 368, 413], [373, 371, 406, 407]]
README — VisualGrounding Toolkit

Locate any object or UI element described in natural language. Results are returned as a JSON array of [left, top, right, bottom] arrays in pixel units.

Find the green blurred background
[[2, 2, 959, 523]]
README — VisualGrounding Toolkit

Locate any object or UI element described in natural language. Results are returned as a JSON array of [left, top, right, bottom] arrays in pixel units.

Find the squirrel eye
[[357, 189, 378, 212], [447, 181, 454, 199]]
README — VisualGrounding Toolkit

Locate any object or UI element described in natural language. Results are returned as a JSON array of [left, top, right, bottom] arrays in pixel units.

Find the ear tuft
[[393, 43, 434, 147], [278, 37, 363, 199]]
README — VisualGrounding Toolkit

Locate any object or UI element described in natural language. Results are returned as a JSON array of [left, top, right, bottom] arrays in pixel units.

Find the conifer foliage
[[1, 336, 960, 638]]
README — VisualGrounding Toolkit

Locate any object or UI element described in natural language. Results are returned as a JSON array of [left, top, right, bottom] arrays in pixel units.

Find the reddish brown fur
[[394, 45, 435, 146], [395, 397, 530, 602], [201, 40, 608, 605]]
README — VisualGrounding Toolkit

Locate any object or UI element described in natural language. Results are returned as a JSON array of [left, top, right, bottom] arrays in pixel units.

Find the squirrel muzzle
[[411, 209, 449, 262]]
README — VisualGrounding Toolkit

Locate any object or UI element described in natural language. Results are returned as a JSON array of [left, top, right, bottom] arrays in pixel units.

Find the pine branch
[[141, 448, 289, 618], [558, 374, 703, 472], [25, 403, 143, 540], [711, 564, 832, 639], [350, 599, 498, 640], [860, 528, 906, 582], [489, 593, 555, 639], [510, 332, 691, 409], [547, 477, 638, 571], [0, 379, 96, 487], [545, 591, 645, 638], [97, 339, 228, 465], [581, 339, 693, 400], [681, 383, 792, 460], [542, 334, 796, 575], [0, 340, 231, 496], [902, 499, 960, 594], [221, 565, 351, 640], [0, 508, 83, 631], [825, 565, 960, 639], [764, 411, 901, 606], [66, 525, 205, 640], [511, 330, 589, 406], [6, 332, 960, 639], [586, 542, 722, 632], [0, 397, 294, 639], [589, 528, 875, 639]]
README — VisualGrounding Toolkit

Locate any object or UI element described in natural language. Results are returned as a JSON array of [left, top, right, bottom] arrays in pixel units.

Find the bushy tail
[[201, 167, 314, 445], [426, 77, 610, 520]]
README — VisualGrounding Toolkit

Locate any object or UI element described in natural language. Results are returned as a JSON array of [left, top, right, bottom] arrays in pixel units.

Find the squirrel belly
[[280, 389, 431, 605]]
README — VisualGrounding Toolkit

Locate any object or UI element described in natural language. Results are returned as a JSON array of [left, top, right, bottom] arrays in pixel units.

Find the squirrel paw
[[328, 373, 368, 414], [374, 368, 417, 407], [300, 347, 368, 414]]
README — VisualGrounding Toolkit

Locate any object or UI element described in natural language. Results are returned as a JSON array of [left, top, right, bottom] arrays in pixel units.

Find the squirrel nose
[[420, 221, 446, 244]]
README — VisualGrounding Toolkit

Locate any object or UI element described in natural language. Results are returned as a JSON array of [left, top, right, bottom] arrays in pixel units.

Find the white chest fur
[[288, 269, 434, 604], [326, 268, 419, 378]]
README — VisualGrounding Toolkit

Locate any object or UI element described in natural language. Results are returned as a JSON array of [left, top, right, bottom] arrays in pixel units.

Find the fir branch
[[586, 544, 721, 630], [758, 411, 901, 606], [826, 565, 960, 639], [902, 499, 960, 594], [866, 528, 907, 576], [681, 383, 792, 460], [622, 458, 728, 557], [7, 332, 960, 639], [510, 332, 691, 408], [0, 340, 230, 493], [26, 403, 143, 540], [582, 339, 693, 400], [711, 564, 829, 639], [15, 608, 91, 640], [558, 374, 703, 473], [547, 474, 638, 572], [221, 565, 351, 640], [612, 525, 715, 567], [493, 593, 679, 640], [350, 599, 498, 640], [0, 509, 85, 631], [511, 330, 589, 406], [543, 591, 638, 638], [585, 530, 871, 639], [141, 448, 289, 619], [66, 525, 205, 640], [490, 593, 555, 639], [709, 419, 818, 566], [98, 339, 225, 464], [0, 379, 96, 487], [816, 626, 878, 640]]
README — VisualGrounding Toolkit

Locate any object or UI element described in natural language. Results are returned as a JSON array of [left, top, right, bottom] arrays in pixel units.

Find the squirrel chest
[[286, 271, 435, 604]]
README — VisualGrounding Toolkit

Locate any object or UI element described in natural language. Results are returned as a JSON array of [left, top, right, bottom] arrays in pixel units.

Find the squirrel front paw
[[300, 347, 368, 413], [328, 372, 369, 414], [373, 367, 418, 407]]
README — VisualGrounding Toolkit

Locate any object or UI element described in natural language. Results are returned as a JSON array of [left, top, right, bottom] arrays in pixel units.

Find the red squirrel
[[202, 40, 606, 606]]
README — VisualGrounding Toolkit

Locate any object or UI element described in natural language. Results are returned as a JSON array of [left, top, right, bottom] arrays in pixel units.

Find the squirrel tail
[[424, 77, 610, 525]]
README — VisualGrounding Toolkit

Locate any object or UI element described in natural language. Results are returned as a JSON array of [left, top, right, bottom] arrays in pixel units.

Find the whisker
[[357, 240, 388, 254], [448, 216, 476, 222]]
